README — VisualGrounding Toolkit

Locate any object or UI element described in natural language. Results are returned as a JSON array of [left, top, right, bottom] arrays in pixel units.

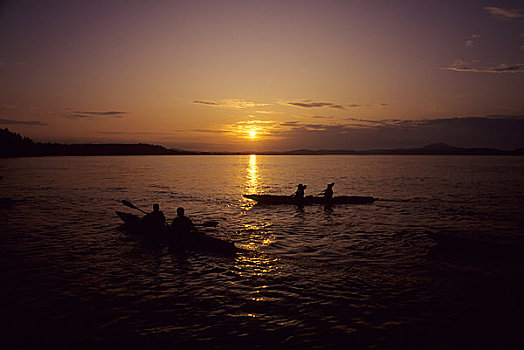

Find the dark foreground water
[[1, 155, 524, 349]]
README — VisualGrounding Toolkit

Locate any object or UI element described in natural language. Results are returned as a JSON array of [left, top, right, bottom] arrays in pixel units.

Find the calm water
[[1, 155, 524, 349]]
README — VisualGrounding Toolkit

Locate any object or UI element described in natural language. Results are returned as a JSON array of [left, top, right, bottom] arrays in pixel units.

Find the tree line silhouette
[[0, 128, 193, 157]]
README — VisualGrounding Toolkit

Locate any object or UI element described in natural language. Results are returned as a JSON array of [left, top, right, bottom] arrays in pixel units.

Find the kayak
[[115, 211, 238, 255], [243, 194, 375, 205]]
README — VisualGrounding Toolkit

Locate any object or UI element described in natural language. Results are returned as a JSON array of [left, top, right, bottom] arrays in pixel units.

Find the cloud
[[443, 60, 524, 73], [288, 101, 345, 109], [193, 99, 269, 109], [255, 110, 281, 115], [289, 102, 385, 109], [342, 117, 413, 129], [97, 131, 170, 135], [193, 100, 219, 106], [465, 34, 482, 48], [192, 129, 228, 134], [302, 124, 327, 130], [267, 115, 524, 150], [279, 121, 300, 127], [344, 117, 383, 124], [484, 7, 523, 20], [73, 111, 126, 116], [289, 101, 332, 108], [0, 118, 47, 126], [64, 110, 128, 119]]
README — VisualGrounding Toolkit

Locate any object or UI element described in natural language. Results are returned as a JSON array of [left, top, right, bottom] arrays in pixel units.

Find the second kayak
[[243, 194, 375, 205]]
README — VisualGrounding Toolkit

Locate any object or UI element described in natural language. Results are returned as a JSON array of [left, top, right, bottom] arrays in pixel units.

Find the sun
[[249, 130, 256, 138]]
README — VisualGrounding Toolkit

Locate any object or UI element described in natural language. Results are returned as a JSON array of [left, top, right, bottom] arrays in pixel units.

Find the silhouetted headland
[[0, 128, 200, 157], [2, 128, 523, 157]]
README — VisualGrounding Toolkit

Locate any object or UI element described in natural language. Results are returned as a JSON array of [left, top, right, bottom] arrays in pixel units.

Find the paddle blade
[[121, 200, 138, 209], [121, 199, 149, 214]]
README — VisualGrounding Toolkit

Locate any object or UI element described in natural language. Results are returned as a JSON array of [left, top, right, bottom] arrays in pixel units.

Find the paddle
[[121, 200, 219, 227], [121, 199, 148, 214]]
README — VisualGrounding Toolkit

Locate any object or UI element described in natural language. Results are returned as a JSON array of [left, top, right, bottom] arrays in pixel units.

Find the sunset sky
[[1, 0, 523, 151]]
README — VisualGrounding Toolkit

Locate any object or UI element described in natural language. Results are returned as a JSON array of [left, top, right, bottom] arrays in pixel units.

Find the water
[[1, 155, 523, 349]]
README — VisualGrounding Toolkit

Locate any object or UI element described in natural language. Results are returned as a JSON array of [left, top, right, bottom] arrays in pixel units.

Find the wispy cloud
[[302, 123, 328, 130], [193, 100, 220, 106], [342, 117, 410, 128], [443, 60, 524, 73], [191, 129, 228, 134], [484, 7, 523, 20], [465, 34, 482, 48], [74, 111, 126, 116], [279, 121, 300, 127], [0, 118, 47, 126], [255, 110, 281, 115], [96, 131, 170, 135], [288, 101, 345, 109], [193, 99, 269, 109], [64, 110, 128, 119], [288, 101, 332, 108]]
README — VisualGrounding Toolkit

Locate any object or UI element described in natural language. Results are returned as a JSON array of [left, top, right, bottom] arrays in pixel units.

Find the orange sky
[[1, 1, 523, 151]]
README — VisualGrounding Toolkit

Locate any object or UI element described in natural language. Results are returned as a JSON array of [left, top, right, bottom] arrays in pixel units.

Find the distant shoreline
[[2, 128, 523, 157]]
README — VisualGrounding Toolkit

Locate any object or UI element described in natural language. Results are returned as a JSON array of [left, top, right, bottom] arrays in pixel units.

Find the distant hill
[[276, 143, 524, 155], [355, 143, 524, 155], [0, 128, 198, 157], [1, 128, 523, 157]]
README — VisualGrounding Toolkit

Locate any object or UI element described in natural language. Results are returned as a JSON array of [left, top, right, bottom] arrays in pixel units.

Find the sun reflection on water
[[241, 154, 260, 211], [234, 253, 280, 278], [232, 154, 282, 304], [246, 154, 259, 193]]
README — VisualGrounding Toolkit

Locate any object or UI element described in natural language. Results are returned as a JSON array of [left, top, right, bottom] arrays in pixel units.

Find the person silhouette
[[142, 203, 166, 230], [321, 183, 335, 201], [294, 184, 307, 202], [171, 207, 194, 234]]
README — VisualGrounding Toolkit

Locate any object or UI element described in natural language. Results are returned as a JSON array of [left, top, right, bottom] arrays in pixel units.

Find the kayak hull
[[243, 194, 375, 205], [115, 211, 237, 255]]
